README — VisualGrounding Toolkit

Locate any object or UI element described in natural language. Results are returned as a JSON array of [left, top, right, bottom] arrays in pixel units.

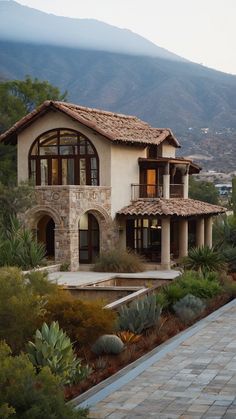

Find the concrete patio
[[72, 299, 236, 419], [49, 269, 180, 286]]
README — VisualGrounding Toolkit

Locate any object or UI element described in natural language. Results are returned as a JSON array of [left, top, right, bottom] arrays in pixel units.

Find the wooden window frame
[[29, 128, 99, 186]]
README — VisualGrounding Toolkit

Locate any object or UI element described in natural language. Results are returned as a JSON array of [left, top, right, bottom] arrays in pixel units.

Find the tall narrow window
[[29, 129, 99, 186]]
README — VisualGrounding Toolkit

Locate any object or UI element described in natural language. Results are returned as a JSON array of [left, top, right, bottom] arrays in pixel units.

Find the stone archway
[[77, 205, 117, 265]]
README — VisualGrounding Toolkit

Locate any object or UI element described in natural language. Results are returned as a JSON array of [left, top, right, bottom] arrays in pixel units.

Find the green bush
[[118, 294, 161, 334], [44, 291, 118, 347], [223, 247, 236, 273], [0, 267, 46, 353], [160, 271, 222, 309], [0, 341, 88, 419], [0, 217, 45, 270], [93, 248, 145, 273], [27, 322, 91, 385], [92, 334, 124, 356], [173, 294, 206, 324], [182, 246, 226, 274], [25, 270, 58, 296]]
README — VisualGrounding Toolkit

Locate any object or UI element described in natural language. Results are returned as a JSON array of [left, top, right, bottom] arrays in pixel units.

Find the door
[[79, 213, 99, 263]]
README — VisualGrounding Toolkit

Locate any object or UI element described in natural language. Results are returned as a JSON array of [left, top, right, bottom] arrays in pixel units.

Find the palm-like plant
[[182, 246, 226, 274]]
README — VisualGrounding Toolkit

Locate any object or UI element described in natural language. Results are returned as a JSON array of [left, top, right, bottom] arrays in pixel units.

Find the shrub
[[60, 262, 70, 272], [92, 335, 124, 355], [118, 294, 161, 334], [161, 271, 222, 309], [27, 322, 91, 385], [173, 294, 206, 324], [0, 217, 45, 270], [44, 292, 117, 347], [0, 267, 45, 353], [179, 271, 222, 299], [182, 246, 226, 274], [93, 248, 145, 273], [0, 341, 88, 419], [25, 270, 58, 296], [223, 247, 236, 273]]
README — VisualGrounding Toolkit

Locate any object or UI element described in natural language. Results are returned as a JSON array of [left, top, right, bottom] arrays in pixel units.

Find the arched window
[[29, 129, 99, 186]]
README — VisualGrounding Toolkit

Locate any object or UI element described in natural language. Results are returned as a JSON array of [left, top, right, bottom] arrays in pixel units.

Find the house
[[0, 100, 226, 270]]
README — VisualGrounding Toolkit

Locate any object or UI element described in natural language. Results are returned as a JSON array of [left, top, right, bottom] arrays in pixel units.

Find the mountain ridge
[[0, 1, 236, 171], [0, 0, 186, 61]]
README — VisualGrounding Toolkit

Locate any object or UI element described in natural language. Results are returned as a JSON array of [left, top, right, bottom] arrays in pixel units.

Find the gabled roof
[[117, 198, 226, 217], [0, 100, 180, 148]]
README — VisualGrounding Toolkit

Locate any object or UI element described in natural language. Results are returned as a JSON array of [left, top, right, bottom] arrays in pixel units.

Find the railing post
[[163, 163, 170, 199]]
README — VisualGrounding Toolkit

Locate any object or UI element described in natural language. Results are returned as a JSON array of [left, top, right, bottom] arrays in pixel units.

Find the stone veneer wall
[[25, 185, 118, 271]]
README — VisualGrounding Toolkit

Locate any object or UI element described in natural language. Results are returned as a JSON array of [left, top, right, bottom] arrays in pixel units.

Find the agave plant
[[118, 294, 161, 334], [27, 321, 91, 385], [0, 217, 45, 269], [182, 246, 226, 275]]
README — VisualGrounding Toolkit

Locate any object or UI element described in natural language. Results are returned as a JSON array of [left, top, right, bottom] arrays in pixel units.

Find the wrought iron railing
[[131, 183, 184, 200]]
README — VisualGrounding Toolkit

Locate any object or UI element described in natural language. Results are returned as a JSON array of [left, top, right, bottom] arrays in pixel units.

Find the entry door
[[79, 213, 99, 263], [147, 169, 157, 197]]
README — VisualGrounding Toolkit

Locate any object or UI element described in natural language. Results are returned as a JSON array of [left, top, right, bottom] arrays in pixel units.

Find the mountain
[[0, 1, 236, 172], [0, 0, 184, 61]]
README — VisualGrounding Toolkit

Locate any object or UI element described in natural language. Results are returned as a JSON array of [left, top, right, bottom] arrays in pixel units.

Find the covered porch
[[117, 198, 226, 269]]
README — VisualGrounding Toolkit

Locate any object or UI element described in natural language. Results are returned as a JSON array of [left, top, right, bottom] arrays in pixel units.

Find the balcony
[[131, 184, 184, 200]]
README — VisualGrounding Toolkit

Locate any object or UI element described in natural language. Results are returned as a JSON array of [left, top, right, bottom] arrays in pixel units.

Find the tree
[[0, 75, 67, 133], [0, 182, 35, 228], [0, 76, 67, 186], [189, 177, 219, 205]]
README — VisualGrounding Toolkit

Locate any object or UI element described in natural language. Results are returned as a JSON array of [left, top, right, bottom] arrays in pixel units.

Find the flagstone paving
[[84, 299, 236, 418]]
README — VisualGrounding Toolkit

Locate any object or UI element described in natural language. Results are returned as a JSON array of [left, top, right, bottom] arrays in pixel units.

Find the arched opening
[[29, 128, 99, 186], [79, 212, 99, 263], [37, 215, 55, 258]]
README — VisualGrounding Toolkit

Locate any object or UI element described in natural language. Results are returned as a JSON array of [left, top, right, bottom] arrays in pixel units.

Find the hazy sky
[[16, 0, 236, 75]]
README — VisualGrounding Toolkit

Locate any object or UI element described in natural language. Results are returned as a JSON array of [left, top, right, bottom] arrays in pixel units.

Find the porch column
[[182, 166, 189, 199], [163, 162, 170, 199], [205, 216, 213, 248], [179, 218, 188, 258], [161, 217, 170, 269], [55, 227, 79, 271], [196, 218, 205, 247]]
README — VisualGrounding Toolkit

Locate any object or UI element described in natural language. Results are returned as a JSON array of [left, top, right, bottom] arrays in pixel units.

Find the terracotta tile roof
[[0, 100, 180, 147], [117, 198, 226, 217]]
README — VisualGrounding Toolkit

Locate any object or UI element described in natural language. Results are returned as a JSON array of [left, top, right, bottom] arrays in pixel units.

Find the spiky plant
[[92, 335, 124, 356], [27, 322, 91, 385], [182, 246, 226, 275], [118, 294, 161, 334]]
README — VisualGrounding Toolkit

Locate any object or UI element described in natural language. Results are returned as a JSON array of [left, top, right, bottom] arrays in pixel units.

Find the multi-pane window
[[29, 129, 99, 186]]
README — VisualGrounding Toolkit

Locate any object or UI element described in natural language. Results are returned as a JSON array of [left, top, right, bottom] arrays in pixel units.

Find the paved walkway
[[49, 270, 180, 286], [78, 299, 236, 419]]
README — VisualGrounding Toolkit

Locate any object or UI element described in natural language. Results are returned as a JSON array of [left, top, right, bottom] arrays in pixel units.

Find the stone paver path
[[86, 300, 236, 418]]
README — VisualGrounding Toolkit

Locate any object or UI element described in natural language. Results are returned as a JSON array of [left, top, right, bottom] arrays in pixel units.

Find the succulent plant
[[92, 334, 124, 355], [27, 321, 91, 385], [173, 293, 205, 324], [118, 294, 161, 334], [116, 330, 141, 344]]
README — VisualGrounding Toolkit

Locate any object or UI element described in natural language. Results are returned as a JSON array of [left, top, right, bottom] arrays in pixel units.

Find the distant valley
[[0, 1, 236, 172]]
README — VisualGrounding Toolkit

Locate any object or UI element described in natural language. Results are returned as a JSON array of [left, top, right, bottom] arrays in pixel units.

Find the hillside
[[0, 2, 236, 171], [0, 0, 184, 61]]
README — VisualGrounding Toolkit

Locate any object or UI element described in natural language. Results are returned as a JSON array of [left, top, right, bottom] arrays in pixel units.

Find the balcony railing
[[170, 184, 184, 198], [131, 184, 163, 200], [131, 183, 184, 200]]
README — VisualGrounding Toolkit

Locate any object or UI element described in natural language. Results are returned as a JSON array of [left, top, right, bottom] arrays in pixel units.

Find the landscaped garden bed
[[1, 245, 236, 417]]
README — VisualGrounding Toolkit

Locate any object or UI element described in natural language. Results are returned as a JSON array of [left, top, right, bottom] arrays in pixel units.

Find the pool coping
[[69, 298, 236, 410]]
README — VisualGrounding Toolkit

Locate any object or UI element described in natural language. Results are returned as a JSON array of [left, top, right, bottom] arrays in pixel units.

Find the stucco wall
[[157, 141, 176, 158], [17, 110, 111, 187], [110, 143, 146, 217]]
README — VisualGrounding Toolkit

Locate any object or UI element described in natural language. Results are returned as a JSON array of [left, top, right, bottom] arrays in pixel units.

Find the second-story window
[[29, 129, 99, 186]]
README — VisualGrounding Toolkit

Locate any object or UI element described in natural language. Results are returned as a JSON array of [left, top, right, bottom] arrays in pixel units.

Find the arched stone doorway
[[79, 212, 99, 263], [37, 215, 55, 258]]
